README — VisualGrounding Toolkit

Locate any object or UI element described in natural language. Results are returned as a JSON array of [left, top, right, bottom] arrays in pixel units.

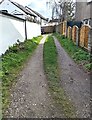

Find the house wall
[[0, 14, 41, 55], [75, 2, 91, 21], [26, 21, 41, 39], [0, 13, 25, 55]]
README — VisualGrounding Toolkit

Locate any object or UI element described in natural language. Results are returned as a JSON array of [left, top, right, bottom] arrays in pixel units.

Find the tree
[[46, 0, 75, 21]]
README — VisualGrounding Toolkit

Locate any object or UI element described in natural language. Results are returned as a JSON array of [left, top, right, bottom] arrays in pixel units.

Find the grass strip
[[0, 35, 43, 112], [43, 35, 76, 118], [54, 33, 92, 72]]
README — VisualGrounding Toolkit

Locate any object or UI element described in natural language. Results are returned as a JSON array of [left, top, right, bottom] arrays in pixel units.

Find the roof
[[49, 19, 59, 23], [0, 0, 4, 4], [9, 0, 36, 17], [0, 0, 47, 20], [25, 6, 48, 21], [0, 10, 25, 21]]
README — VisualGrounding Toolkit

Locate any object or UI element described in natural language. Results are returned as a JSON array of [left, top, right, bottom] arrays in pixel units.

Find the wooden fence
[[41, 20, 91, 52], [55, 21, 91, 52], [41, 26, 55, 34]]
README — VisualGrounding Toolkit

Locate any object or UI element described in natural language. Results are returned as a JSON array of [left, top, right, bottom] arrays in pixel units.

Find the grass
[[0, 35, 43, 112], [43, 35, 76, 118], [54, 33, 92, 72]]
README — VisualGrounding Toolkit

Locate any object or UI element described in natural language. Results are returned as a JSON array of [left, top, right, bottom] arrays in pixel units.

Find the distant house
[[75, 0, 92, 27]]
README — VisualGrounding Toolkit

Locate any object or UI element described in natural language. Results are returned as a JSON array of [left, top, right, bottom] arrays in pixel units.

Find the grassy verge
[[43, 35, 76, 118], [0, 36, 43, 112], [54, 33, 92, 72]]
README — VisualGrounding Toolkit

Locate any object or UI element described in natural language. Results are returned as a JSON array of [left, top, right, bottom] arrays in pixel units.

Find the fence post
[[88, 28, 92, 53], [65, 21, 67, 37], [76, 26, 79, 46], [72, 26, 76, 43], [61, 22, 63, 35]]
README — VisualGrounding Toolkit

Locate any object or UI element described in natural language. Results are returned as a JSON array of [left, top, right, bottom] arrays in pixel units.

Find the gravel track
[[4, 35, 64, 118], [53, 36, 90, 118], [4, 35, 90, 118]]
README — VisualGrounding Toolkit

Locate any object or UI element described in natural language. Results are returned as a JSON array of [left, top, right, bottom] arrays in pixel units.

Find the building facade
[[75, 0, 92, 27]]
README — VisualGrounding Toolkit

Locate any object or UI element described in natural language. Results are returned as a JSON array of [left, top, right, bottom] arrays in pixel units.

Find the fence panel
[[88, 28, 92, 52], [84, 26, 90, 48], [80, 25, 90, 49], [72, 26, 77, 43], [60, 22, 63, 35], [41, 26, 54, 33], [63, 21, 67, 36], [55, 21, 90, 51], [67, 26, 72, 39], [76, 26, 79, 46]]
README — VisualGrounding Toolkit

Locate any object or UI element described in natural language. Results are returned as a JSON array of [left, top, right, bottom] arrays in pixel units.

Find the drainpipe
[[25, 20, 27, 40]]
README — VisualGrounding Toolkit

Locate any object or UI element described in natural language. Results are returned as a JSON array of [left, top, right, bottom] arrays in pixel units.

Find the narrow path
[[53, 36, 90, 118], [4, 35, 64, 118]]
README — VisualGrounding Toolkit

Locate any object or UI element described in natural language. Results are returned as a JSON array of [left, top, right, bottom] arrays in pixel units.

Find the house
[[0, 0, 47, 55], [0, 0, 36, 20], [75, 0, 92, 27], [0, 0, 47, 24], [25, 6, 48, 26], [75, 0, 92, 53]]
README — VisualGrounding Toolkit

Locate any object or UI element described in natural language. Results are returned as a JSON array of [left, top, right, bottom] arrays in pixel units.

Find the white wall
[[0, 14, 25, 55], [0, 14, 41, 55], [26, 21, 41, 39]]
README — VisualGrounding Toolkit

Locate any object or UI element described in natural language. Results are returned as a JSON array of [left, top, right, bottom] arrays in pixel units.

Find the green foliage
[[84, 63, 92, 71], [43, 35, 76, 118], [1, 35, 43, 112], [54, 33, 92, 71]]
